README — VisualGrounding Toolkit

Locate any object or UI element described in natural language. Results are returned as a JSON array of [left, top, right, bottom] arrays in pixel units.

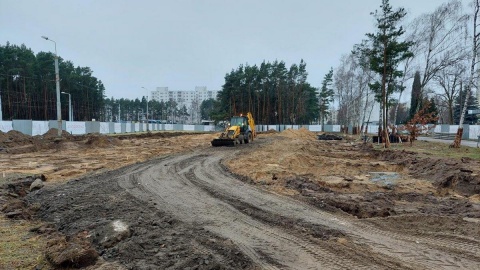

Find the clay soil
[[1, 128, 480, 269]]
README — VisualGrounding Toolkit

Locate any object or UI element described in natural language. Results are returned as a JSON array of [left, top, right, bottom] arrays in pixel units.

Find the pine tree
[[318, 68, 334, 129], [365, 0, 414, 148], [409, 71, 422, 120]]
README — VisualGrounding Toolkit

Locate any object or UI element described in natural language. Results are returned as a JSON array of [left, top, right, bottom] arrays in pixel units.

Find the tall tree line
[[0, 42, 105, 121], [214, 60, 319, 125], [104, 97, 190, 124]]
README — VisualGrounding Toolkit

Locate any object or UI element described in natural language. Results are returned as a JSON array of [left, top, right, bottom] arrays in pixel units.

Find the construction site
[[0, 127, 479, 269]]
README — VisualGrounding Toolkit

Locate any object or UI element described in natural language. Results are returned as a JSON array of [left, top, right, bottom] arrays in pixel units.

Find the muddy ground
[[1, 128, 480, 269]]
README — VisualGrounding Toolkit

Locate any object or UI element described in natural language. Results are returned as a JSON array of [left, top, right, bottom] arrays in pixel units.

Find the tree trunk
[[382, 40, 390, 148], [452, 0, 478, 148]]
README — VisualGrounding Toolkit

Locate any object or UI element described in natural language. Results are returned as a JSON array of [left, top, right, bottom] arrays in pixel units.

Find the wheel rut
[[117, 148, 480, 270]]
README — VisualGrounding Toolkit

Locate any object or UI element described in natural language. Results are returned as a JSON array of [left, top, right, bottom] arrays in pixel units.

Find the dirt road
[[117, 145, 480, 269], [1, 129, 477, 269]]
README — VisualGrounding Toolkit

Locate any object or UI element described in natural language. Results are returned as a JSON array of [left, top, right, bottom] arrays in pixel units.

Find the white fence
[[0, 120, 216, 136], [1, 120, 479, 140], [255, 124, 480, 140]]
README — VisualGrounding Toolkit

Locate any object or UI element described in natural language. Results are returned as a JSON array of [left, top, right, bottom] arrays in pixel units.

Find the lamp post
[[41, 36, 62, 137], [141, 87, 149, 132], [61, 92, 72, 121]]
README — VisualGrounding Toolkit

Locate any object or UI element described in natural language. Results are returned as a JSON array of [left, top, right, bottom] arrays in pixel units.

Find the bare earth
[[1, 129, 480, 269]]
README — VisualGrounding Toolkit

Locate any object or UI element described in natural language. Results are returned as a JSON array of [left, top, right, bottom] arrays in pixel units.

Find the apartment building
[[150, 86, 220, 123]]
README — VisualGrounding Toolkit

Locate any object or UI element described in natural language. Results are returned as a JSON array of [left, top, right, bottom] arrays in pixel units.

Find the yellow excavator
[[211, 112, 256, 147]]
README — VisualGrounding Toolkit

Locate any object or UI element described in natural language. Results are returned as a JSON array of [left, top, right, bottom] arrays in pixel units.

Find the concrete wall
[[86, 121, 100, 134], [1, 120, 480, 142], [13, 120, 32, 136]]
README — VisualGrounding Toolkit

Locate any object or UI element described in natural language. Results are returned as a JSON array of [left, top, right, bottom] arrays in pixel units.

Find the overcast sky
[[2, 0, 448, 100]]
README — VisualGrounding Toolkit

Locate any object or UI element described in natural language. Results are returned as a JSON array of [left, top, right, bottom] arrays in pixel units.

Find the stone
[[94, 220, 131, 248], [30, 178, 44, 191]]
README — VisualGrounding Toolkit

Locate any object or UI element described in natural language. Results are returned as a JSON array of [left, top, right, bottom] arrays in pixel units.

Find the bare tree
[[334, 53, 374, 131], [411, 0, 469, 107], [433, 62, 467, 124], [452, 0, 480, 148]]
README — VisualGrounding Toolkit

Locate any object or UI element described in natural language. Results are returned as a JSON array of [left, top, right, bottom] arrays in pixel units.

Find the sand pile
[[278, 128, 317, 140], [0, 130, 35, 149], [85, 135, 121, 148], [42, 128, 73, 140]]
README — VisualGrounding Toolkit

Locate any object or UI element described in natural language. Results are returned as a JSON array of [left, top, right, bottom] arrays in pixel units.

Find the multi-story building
[[150, 86, 220, 124]]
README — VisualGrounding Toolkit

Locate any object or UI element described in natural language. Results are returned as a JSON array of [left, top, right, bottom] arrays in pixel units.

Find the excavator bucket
[[211, 138, 236, 147], [212, 127, 239, 147]]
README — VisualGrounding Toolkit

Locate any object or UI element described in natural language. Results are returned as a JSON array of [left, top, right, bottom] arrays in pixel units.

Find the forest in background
[[2, 0, 480, 129]]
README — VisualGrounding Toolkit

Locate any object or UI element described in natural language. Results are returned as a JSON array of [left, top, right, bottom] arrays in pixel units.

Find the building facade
[[150, 86, 220, 124]]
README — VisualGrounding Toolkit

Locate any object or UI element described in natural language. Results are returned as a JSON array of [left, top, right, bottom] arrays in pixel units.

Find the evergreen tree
[[215, 60, 318, 124], [318, 68, 334, 128], [409, 71, 422, 120], [364, 0, 413, 147]]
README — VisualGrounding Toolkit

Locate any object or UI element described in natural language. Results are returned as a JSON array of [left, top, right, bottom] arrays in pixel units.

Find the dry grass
[[0, 216, 48, 269], [373, 140, 480, 160]]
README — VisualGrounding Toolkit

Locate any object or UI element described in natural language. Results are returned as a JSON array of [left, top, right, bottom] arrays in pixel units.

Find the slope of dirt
[[226, 129, 480, 220], [373, 149, 480, 197]]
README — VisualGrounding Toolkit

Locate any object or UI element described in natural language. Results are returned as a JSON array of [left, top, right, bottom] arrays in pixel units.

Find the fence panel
[[308, 125, 321, 132], [100, 122, 110, 134], [66, 122, 86, 135], [32, 121, 49, 136], [469, 125, 480, 140], [0, 121, 13, 133]]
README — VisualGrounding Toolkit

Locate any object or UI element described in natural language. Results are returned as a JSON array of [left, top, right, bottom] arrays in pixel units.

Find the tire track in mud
[[119, 152, 376, 269], [118, 148, 480, 269], [204, 149, 480, 269]]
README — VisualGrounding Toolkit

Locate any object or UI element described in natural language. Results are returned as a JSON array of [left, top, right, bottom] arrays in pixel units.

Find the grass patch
[[373, 140, 480, 160], [0, 216, 47, 269]]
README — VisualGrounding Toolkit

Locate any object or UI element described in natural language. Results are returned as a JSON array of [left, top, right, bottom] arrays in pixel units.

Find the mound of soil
[[279, 128, 317, 140], [42, 128, 74, 140], [374, 150, 480, 197], [0, 130, 35, 149], [284, 175, 480, 219], [317, 133, 343, 140], [6, 130, 31, 141], [0, 174, 46, 219], [45, 232, 98, 268]]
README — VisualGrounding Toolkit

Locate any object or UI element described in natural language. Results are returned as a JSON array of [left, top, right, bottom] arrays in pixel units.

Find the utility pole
[[141, 87, 149, 131], [42, 36, 62, 137]]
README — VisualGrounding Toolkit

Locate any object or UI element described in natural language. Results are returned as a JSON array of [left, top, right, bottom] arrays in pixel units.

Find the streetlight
[[41, 36, 62, 137], [61, 92, 72, 121], [141, 87, 149, 132]]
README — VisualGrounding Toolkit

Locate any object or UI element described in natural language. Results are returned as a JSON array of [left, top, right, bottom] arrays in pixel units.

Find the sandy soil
[[1, 128, 480, 269], [0, 129, 217, 182]]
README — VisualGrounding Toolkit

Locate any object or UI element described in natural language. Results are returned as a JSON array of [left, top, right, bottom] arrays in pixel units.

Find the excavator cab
[[230, 116, 248, 133]]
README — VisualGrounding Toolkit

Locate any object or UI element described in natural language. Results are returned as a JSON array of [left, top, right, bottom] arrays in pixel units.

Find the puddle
[[368, 172, 400, 186]]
